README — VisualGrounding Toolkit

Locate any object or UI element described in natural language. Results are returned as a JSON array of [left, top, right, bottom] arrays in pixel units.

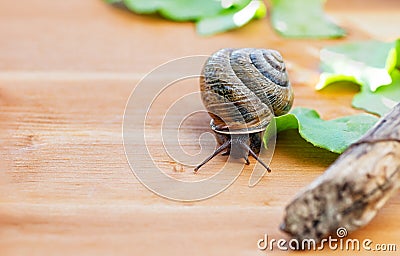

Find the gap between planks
[[0, 71, 184, 81]]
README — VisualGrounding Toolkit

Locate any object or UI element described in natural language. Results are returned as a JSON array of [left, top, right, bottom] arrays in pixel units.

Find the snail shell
[[200, 48, 293, 134], [195, 48, 294, 172]]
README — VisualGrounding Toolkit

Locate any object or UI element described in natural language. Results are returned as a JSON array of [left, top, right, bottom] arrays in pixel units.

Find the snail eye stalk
[[193, 139, 271, 173], [240, 143, 271, 172], [194, 140, 230, 173]]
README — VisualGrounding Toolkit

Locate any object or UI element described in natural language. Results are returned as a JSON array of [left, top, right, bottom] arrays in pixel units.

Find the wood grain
[[0, 0, 399, 255]]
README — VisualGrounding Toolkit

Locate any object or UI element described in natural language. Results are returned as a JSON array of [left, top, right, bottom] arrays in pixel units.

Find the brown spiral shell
[[200, 48, 294, 134]]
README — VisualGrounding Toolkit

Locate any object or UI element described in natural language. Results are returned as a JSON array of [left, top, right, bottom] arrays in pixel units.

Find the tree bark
[[281, 103, 400, 242]]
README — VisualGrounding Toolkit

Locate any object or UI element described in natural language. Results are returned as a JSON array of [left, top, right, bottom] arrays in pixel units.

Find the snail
[[194, 48, 294, 172]]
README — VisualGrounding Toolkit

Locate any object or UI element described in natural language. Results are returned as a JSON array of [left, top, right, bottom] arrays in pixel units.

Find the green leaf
[[270, 0, 345, 38], [156, 0, 225, 21], [109, 0, 266, 35], [316, 40, 397, 92], [122, 0, 164, 14], [264, 108, 379, 154], [196, 0, 266, 36], [316, 39, 400, 116], [353, 70, 400, 116], [105, 0, 122, 4]]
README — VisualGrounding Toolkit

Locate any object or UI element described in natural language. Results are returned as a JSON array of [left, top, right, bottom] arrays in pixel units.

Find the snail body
[[195, 48, 293, 172]]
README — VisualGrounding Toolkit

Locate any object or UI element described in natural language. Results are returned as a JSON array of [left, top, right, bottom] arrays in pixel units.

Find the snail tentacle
[[194, 135, 271, 173], [193, 139, 231, 173], [240, 143, 271, 172]]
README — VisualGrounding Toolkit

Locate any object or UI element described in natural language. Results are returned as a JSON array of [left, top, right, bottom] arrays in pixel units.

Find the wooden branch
[[281, 103, 400, 242]]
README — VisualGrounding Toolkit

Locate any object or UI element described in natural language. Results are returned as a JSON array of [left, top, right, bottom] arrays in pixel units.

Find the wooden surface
[[0, 0, 399, 255]]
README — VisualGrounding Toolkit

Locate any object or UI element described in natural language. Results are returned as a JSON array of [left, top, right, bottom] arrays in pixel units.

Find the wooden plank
[[0, 0, 399, 255], [0, 81, 398, 255], [1, 0, 397, 74]]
